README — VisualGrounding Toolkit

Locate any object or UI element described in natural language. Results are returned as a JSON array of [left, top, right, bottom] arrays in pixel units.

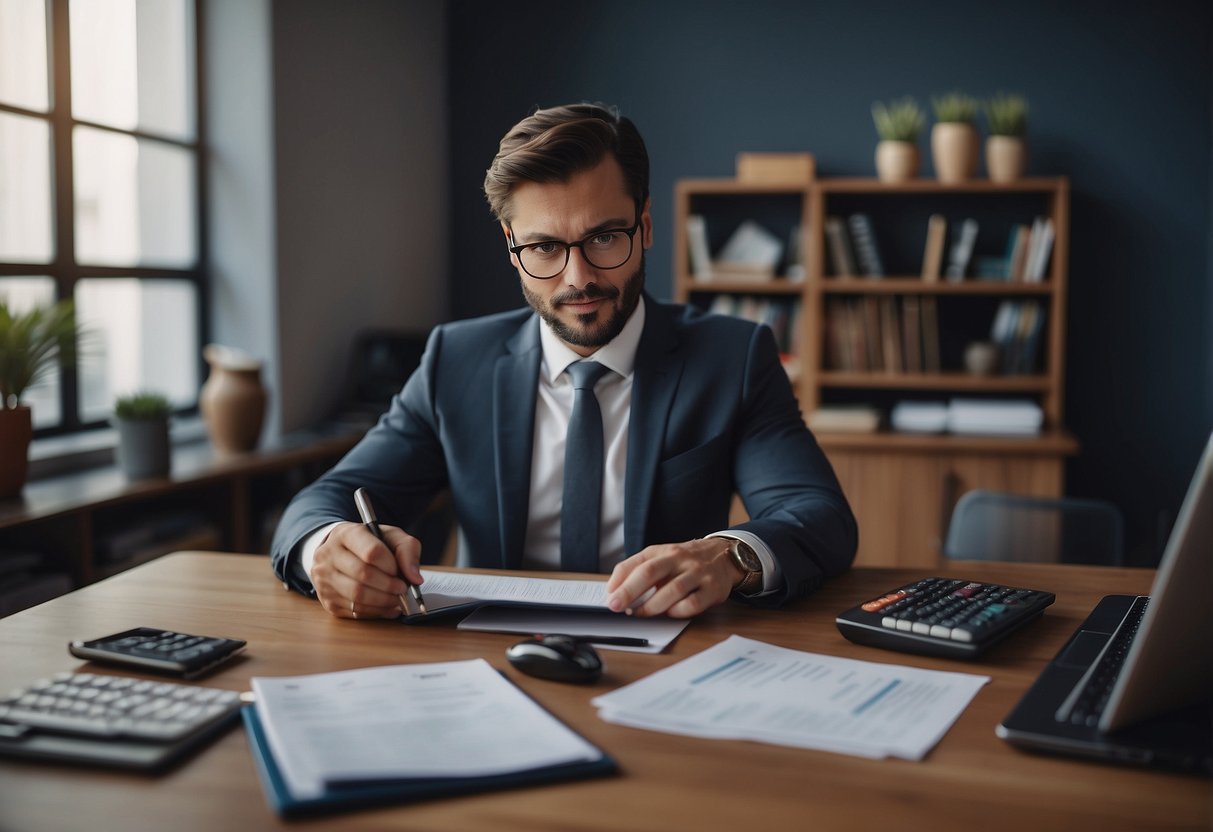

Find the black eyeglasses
[[507, 219, 641, 279]]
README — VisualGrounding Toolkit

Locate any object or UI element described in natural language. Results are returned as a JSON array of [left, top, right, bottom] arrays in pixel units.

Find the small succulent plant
[[985, 93, 1029, 137], [871, 98, 925, 143], [931, 92, 980, 124]]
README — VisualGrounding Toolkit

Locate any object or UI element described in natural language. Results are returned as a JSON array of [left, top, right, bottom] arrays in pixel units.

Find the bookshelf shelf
[[673, 174, 1074, 567], [819, 371, 1052, 391]]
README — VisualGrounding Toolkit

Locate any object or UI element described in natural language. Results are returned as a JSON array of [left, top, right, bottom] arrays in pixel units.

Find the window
[[0, 0, 204, 433]]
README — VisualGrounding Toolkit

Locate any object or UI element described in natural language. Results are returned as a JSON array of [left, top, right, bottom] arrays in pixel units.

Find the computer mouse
[[505, 635, 603, 684]]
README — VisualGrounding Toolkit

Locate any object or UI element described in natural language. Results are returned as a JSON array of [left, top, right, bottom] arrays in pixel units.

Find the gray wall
[[271, 0, 448, 432], [446, 0, 1213, 565]]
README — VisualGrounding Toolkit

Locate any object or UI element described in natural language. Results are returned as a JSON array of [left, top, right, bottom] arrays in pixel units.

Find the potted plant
[[0, 299, 81, 497], [113, 391, 173, 480], [984, 93, 1029, 182], [871, 97, 924, 183], [930, 92, 980, 183]]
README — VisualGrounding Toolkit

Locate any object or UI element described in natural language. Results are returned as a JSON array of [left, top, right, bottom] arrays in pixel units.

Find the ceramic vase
[[200, 344, 267, 454], [0, 406, 33, 497], [986, 135, 1027, 183], [931, 122, 979, 183], [875, 140, 920, 183], [114, 416, 171, 480]]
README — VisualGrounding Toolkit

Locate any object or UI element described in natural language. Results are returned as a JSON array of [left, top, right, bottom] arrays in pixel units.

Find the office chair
[[943, 490, 1125, 566]]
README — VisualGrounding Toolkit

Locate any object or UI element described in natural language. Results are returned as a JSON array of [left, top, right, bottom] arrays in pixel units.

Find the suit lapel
[[493, 317, 541, 569], [624, 298, 682, 554]]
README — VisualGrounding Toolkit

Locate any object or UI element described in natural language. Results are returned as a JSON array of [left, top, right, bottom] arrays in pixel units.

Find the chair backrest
[[943, 490, 1125, 566]]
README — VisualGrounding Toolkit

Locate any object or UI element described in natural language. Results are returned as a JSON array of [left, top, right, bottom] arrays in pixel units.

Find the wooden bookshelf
[[674, 175, 1077, 566]]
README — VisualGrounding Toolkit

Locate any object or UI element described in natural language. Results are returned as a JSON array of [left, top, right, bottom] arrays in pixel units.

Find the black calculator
[[836, 577, 1055, 659], [69, 628, 246, 679]]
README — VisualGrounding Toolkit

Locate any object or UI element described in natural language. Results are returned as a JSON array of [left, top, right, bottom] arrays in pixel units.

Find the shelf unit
[[674, 176, 1078, 566], [0, 432, 361, 603]]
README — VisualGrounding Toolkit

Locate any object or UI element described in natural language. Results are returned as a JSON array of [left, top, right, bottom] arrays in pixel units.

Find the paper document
[[408, 570, 618, 618], [592, 635, 989, 760], [252, 659, 603, 800], [457, 606, 690, 654]]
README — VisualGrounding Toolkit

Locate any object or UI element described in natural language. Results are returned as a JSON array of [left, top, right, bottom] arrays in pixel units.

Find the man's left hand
[[605, 538, 741, 618]]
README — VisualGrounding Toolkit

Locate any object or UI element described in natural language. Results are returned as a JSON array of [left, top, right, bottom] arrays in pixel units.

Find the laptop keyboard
[[1059, 596, 1150, 726]]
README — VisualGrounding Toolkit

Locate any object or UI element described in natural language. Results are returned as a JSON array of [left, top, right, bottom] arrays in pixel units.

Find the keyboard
[[0, 671, 243, 771], [1058, 595, 1149, 726], [836, 577, 1056, 659]]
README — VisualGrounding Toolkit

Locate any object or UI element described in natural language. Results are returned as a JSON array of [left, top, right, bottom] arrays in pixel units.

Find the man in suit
[[271, 103, 856, 620]]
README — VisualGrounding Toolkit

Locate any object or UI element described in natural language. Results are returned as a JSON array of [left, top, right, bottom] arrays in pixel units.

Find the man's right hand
[[310, 522, 424, 619]]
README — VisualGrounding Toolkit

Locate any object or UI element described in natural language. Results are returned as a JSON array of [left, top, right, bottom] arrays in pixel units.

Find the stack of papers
[[891, 401, 948, 433], [592, 636, 988, 761], [251, 660, 606, 802], [947, 398, 1043, 436]]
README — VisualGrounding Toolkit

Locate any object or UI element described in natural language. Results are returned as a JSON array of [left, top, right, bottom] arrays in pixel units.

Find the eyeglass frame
[[505, 209, 643, 280]]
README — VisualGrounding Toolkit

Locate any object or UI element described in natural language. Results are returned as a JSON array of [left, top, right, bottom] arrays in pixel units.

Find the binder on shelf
[[824, 216, 858, 277], [686, 214, 713, 280], [944, 219, 979, 282], [847, 214, 885, 277], [920, 214, 947, 282]]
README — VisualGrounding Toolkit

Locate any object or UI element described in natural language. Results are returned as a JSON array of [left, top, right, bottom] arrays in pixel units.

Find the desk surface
[[0, 552, 1207, 832]]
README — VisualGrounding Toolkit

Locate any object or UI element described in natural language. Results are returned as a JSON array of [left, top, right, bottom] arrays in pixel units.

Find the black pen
[[354, 487, 427, 614], [540, 634, 649, 647]]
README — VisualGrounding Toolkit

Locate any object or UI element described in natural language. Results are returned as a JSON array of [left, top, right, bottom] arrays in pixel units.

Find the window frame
[[0, 0, 208, 437]]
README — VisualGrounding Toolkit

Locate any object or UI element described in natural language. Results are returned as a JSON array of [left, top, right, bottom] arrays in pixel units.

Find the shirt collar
[[539, 294, 645, 383]]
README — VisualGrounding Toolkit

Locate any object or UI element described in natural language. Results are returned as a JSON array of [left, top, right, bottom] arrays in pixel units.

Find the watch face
[[734, 541, 761, 572]]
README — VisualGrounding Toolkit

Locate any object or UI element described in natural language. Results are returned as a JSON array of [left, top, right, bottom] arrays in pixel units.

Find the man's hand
[[310, 522, 424, 620], [605, 538, 743, 618]]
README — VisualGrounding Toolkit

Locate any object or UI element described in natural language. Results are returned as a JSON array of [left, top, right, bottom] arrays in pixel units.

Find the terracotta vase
[[986, 135, 1027, 183], [931, 122, 979, 183], [200, 345, 267, 454], [875, 140, 920, 183], [0, 405, 33, 497]]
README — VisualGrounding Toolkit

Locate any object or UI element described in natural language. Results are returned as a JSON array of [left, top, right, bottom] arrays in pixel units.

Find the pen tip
[[419, 602, 428, 614]]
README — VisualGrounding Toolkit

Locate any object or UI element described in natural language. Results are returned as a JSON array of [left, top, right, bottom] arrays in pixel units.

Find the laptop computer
[[997, 432, 1213, 775]]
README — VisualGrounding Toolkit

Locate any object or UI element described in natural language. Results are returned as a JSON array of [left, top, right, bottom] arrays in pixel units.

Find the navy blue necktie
[[560, 361, 611, 573]]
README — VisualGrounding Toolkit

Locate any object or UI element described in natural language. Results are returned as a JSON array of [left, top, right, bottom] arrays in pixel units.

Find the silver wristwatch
[[724, 538, 763, 595]]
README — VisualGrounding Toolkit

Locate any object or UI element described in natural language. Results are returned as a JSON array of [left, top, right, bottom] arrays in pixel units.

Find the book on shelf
[[714, 219, 783, 279], [920, 296, 941, 373], [1024, 216, 1055, 282], [686, 214, 713, 280], [944, 218, 979, 282], [861, 297, 883, 373], [824, 216, 858, 277], [901, 295, 922, 372], [1006, 224, 1031, 282], [807, 404, 881, 433], [706, 294, 797, 355], [785, 224, 805, 282], [975, 255, 1011, 280], [989, 299, 1047, 374], [847, 213, 885, 277], [879, 296, 902, 372], [920, 214, 947, 282]]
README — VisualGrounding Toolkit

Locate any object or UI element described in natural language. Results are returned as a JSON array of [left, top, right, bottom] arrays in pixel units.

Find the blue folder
[[241, 706, 618, 818]]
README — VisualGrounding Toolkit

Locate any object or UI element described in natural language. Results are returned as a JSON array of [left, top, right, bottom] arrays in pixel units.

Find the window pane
[[0, 111, 53, 262], [0, 276, 60, 426], [74, 126, 197, 267], [69, 0, 194, 139], [76, 277, 198, 422], [0, 0, 49, 112]]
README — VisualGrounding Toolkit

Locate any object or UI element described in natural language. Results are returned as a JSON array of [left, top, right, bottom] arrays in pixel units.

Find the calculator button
[[911, 622, 931, 635], [929, 625, 952, 638], [950, 628, 974, 642]]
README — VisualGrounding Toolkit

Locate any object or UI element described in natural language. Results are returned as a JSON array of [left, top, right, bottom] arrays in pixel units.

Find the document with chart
[[592, 635, 989, 760]]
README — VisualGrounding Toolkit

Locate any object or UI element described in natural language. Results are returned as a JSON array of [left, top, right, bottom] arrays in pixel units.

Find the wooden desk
[[0, 553, 1206, 831]]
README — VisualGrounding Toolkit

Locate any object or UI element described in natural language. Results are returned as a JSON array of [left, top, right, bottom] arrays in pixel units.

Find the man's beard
[[521, 254, 645, 350]]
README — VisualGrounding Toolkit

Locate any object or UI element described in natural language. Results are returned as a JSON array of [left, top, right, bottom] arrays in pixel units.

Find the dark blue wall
[[447, 0, 1213, 565]]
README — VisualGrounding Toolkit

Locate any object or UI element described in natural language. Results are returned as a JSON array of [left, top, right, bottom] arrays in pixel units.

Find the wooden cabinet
[[674, 176, 1077, 567]]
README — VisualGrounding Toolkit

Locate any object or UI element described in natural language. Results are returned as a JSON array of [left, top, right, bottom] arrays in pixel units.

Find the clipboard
[[242, 703, 617, 817]]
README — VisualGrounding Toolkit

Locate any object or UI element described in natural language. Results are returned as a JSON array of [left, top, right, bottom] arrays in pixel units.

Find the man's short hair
[[483, 103, 650, 223]]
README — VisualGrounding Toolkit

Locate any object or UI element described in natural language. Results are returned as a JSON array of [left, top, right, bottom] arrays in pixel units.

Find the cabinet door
[[827, 449, 1064, 568]]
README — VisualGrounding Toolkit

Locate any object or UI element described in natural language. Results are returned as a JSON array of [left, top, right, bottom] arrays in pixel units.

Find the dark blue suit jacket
[[271, 296, 856, 607]]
